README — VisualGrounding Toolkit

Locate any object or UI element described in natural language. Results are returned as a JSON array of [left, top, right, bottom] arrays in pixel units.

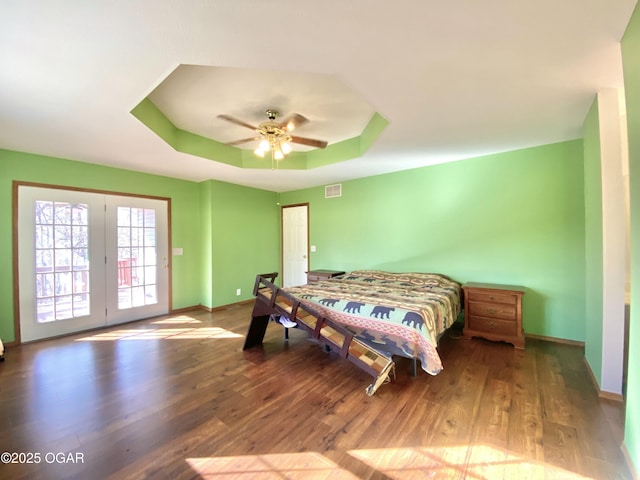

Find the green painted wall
[[582, 100, 605, 386], [0, 149, 282, 342], [200, 179, 280, 308], [0, 149, 202, 342], [280, 140, 586, 341], [622, 2, 640, 473]]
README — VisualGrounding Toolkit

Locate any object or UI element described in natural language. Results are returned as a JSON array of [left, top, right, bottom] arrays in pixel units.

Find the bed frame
[[242, 273, 396, 396]]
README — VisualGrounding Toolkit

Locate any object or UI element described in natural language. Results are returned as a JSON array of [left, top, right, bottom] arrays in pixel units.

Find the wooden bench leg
[[242, 315, 270, 350]]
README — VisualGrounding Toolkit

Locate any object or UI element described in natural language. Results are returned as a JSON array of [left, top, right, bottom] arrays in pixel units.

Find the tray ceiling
[[0, 0, 637, 192]]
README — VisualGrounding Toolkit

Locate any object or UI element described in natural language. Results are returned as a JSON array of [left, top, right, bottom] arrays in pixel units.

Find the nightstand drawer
[[307, 273, 326, 282], [467, 291, 517, 305], [468, 302, 516, 320], [468, 315, 517, 336], [307, 270, 345, 283]]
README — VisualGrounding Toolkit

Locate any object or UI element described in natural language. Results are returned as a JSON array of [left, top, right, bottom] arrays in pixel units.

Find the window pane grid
[[35, 201, 90, 323], [117, 207, 158, 309]]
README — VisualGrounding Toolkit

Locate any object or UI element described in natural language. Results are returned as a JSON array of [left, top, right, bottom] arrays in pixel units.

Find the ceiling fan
[[217, 108, 328, 160]]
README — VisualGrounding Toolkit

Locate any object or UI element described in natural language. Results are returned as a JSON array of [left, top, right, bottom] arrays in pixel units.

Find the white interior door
[[282, 204, 309, 287], [18, 186, 169, 342]]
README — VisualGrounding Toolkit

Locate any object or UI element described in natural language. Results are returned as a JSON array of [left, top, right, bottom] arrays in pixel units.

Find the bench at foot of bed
[[243, 273, 396, 396]]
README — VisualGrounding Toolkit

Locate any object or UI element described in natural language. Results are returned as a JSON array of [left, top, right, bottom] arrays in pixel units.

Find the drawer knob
[[487, 308, 498, 314], [488, 322, 496, 330], [489, 295, 495, 301]]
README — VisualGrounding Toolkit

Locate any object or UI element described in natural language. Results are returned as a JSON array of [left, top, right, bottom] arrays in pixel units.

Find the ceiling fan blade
[[289, 135, 328, 149], [217, 114, 258, 131], [280, 113, 309, 132], [226, 137, 258, 146]]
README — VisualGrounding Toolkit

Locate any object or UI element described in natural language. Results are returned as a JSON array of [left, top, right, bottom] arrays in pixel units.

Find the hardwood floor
[[0, 303, 631, 479]]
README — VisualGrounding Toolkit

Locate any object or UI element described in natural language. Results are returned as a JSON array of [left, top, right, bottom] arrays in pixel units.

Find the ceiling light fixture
[[253, 109, 293, 164], [217, 109, 328, 168]]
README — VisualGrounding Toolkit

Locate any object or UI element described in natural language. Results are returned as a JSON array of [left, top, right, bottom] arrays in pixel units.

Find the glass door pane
[[117, 206, 158, 309], [35, 200, 90, 322]]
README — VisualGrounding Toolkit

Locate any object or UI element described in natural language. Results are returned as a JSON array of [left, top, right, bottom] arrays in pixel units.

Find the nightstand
[[462, 282, 525, 349], [306, 270, 345, 283]]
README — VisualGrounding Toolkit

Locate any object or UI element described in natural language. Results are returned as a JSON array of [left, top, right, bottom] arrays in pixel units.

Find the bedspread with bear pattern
[[283, 270, 462, 375]]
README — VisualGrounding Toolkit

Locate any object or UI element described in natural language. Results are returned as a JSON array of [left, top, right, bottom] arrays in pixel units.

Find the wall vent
[[325, 184, 342, 198]]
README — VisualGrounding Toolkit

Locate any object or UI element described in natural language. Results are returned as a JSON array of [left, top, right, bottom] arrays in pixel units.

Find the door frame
[[12, 181, 172, 344], [280, 203, 310, 287]]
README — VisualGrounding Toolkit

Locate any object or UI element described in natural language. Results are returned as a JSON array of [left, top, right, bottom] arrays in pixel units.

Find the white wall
[[598, 88, 629, 395]]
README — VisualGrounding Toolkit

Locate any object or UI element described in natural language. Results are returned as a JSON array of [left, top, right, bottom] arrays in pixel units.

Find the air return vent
[[325, 184, 342, 198]]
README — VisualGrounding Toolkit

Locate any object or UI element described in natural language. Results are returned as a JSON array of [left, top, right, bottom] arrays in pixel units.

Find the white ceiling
[[148, 65, 378, 151], [1, 0, 637, 193]]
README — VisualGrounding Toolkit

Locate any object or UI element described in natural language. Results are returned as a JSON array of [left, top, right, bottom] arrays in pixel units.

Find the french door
[[17, 185, 169, 342]]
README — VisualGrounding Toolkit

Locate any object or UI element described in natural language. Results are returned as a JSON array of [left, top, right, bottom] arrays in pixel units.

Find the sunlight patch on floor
[[75, 326, 242, 342], [186, 446, 594, 479], [186, 452, 359, 479], [151, 316, 203, 325], [348, 445, 592, 479]]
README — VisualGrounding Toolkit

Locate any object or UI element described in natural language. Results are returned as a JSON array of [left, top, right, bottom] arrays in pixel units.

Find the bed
[[243, 270, 462, 395]]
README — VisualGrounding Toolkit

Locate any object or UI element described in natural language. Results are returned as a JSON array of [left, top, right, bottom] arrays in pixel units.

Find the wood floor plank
[[471, 378, 512, 448], [507, 340, 545, 462], [542, 420, 581, 474], [426, 362, 489, 446], [538, 349, 576, 428], [0, 304, 632, 479]]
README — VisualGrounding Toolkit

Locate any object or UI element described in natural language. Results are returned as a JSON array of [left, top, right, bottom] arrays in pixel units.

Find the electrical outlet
[[236, 288, 241, 296]]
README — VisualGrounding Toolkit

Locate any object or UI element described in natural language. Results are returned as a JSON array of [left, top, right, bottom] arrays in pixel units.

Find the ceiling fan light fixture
[[259, 139, 270, 151], [218, 108, 327, 163]]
